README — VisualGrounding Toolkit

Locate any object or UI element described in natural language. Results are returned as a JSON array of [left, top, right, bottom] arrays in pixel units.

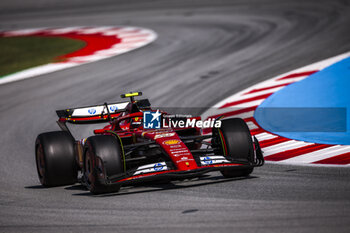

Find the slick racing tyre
[[35, 131, 78, 186], [214, 118, 254, 178], [83, 135, 123, 194]]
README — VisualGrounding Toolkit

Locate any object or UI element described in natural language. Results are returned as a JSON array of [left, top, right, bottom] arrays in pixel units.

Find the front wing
[[98, 154, 264, 187]]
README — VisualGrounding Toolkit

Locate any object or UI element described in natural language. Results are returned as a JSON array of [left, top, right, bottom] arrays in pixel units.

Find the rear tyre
[[83, 135, 123, 194], [214, 118, 255, 178], [35, 131, 78, 186]]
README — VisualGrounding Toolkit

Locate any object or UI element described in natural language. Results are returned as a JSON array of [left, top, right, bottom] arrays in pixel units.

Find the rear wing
[[56, 101, 129, 124]]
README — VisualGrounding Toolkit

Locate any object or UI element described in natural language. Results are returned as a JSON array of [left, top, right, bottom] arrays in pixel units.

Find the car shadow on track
[[69, 174, 258, 197], [25, 185, 48, 189]]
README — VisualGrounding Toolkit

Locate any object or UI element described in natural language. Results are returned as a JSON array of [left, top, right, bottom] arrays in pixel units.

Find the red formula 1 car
[[35, 92, 264, 194]]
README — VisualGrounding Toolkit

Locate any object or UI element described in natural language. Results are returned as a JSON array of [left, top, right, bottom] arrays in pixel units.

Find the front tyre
[[35, 131, 78, 186], [83, 135, 123, 194], [214, 118, 255, 178]]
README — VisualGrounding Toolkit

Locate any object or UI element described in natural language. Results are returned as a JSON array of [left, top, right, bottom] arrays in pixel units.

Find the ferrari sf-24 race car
[[35, 92, 264, 194]]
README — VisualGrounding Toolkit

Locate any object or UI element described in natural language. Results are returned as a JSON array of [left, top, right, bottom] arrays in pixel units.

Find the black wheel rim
[[84, 150, 94, 186]]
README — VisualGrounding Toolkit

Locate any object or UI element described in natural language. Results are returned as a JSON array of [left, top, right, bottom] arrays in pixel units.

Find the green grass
[[0, 36, 85, 77]]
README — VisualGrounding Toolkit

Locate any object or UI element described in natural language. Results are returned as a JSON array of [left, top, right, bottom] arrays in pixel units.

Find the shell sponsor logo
[[163, 139, 181, 145]]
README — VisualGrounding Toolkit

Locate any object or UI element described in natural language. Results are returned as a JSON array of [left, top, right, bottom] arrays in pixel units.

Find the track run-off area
[[203, 52, 350, 166], [0, 0, 350, 232], [0, 27, 157, 85]]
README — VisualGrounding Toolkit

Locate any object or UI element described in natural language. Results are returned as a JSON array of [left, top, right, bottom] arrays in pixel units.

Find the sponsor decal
[[88, 108, 96, 115], [133, 162, 167, 175], [154, 132, 176, 139], [143, 110, 161, 129], [169, 148, 188, 152], [171, 153, 191, 157], [170, 150, 189, 154], [203, 156, 213, 164], [153, 163, 164, 171], [175, 156, 194, 163], [71, 102, 129, 117], [109, 105, 118, 112], [163, 139, 181, 145], [200, 156, 230, 165]]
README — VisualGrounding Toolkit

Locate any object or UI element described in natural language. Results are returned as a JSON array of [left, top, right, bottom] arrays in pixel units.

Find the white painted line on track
[[280, 145, 350, 164], [262, 141, 314, 157], [254, 132, 278, 141]]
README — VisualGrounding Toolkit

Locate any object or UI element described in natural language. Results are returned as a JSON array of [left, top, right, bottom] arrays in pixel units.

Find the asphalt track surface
[[1, 1, 350, 232]]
